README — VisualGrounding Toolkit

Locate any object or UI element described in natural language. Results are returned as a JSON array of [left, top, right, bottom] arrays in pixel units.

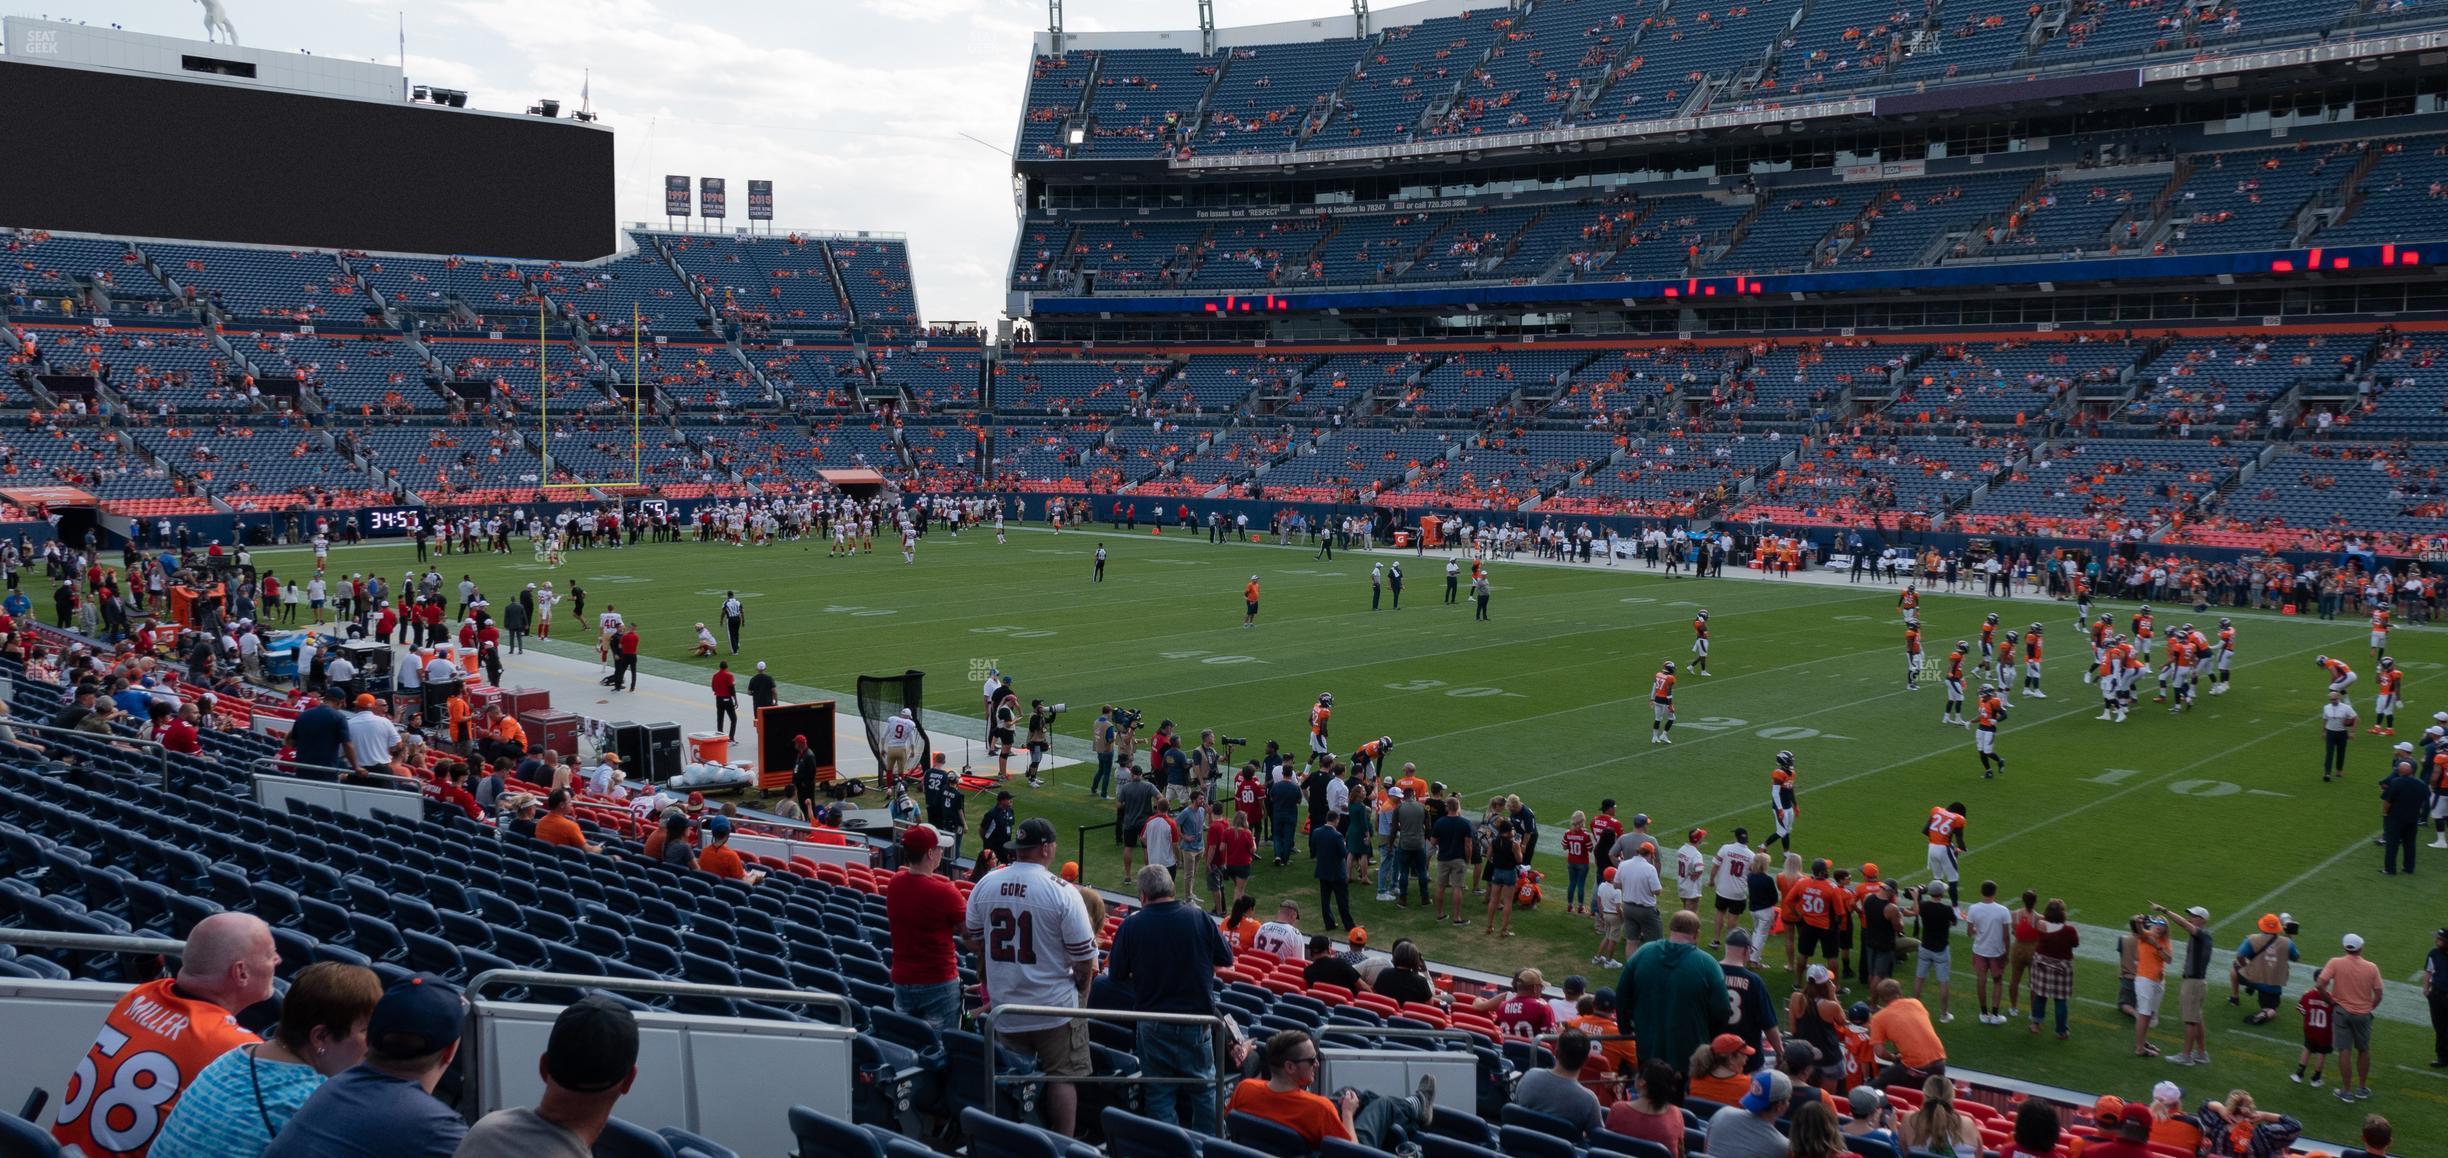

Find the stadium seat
[[0, 1108, 62, 1158], [961, 1108, 1068, 1158], [1587, 1130, 1674, 1158], [592, 1117, 678, 1157], [1419, 1135, 1504, 1158], [1500, 1123, 1582, 1158], [1225, 1111, 1311, 1157]]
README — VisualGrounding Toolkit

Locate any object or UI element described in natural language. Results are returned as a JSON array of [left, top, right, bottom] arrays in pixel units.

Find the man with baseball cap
[[2317, 932, 2384, 1101], [889, 823, 967, 1031], [1704, 1068, 1792, 1158], [264, 975, 468, 1157], [964, 817, 1098, 1137], [456, 995, 641, 1156], [2077, 1103, 2162, 1158]]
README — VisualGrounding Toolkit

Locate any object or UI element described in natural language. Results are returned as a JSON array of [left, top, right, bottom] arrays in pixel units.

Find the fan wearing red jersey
[[1904, 626, 1924, 692], [1781, 859, 1855, 976], [1650, 662, 1678, 745], [52, 914, 276, 1158], [2294, 983, 2335, 1086]]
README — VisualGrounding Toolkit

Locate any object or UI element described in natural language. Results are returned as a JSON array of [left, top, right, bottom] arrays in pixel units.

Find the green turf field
[[264, 527, 2448, 1137]]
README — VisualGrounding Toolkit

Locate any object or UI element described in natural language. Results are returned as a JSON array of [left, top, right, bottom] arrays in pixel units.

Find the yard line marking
[[2213, 836, 2376, 934], [1966, 719, 2305, 860], [1404, 641, 1902, 748]]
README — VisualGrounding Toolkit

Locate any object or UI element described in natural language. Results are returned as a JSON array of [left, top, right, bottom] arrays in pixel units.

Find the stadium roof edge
[[1031, 0, 1471, 54], [628, 225, 907, 242], [2, 223, 640, 274]]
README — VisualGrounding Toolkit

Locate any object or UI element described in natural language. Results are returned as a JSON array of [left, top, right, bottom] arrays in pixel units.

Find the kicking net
[[855, 669, 932, 774]]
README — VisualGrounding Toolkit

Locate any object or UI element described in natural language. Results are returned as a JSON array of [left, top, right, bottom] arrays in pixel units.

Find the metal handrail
[[460, 968, 855, 1018], [980, 1003, 1235, 1136], [3, 720, 175, 790], [0, 929, 184, 956], [249, 758, 423, 795]]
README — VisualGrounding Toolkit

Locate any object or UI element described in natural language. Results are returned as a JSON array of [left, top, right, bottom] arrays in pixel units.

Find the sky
[[52, 0, 1342, 325]]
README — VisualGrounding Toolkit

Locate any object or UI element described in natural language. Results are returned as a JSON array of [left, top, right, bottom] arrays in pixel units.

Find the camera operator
[[1025, 699, 1058, 789], [1191, 729, 1226, 802], [1090, 706, 1117, 799]]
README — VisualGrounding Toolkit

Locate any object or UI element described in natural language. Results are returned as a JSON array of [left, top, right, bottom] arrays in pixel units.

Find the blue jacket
[[1108, 899, 1233, 1015], [1311, 826, 1347, 880]]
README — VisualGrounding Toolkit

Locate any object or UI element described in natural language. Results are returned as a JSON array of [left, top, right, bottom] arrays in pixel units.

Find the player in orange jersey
[[1995, 631, 2020, 709], [1690, 610, 1712, 676], [1942, 642, 1970, 727], [2020, 623, 2047, 700], [2370, 606, 2392, 665], [2096, 637, 2133, 722], [1769, 750, 1800, 852], [1243, 574, 1261, 628], [2157, 633, 2193, 711], [2371, 658, 2403, 736], [2131, 605, 2156, 662], [1307, 692, 1333, 762], [1904, 625, 1924, 692], [2074, 572, 2094, 627], [1978, 614, 2001, 680], [51, 914, 276, 1158], [1924, 802, 1968, 887], [1897, 585, 1921, 626], [2317, 654, 2357, 694], [2210, 617, 2238, 695], [1650, 662, 1678, 745], [2084, 614, 2112, 685], [1974, 686, 2008, 778]]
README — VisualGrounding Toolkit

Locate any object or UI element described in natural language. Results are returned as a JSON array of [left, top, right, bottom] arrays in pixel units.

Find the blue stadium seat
[[1588, 1130, 1674, 1158], [0, 1107, 62, 1157], [790, 1104, 933, 1158], [591, 1117, 678, 1157], [1226, 1111, 1310, 1157], [1500, 1123, 1580, 1158], [1419, 1135, 1504, 1158]]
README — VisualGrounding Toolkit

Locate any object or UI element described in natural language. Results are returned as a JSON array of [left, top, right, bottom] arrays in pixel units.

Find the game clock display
[[363, 508, 426, 536]]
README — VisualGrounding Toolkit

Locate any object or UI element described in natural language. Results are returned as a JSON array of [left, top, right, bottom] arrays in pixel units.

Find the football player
[[2317, 655, 2357, 694], [1974, 686, 2007, 778], [2372, 657, 2403, 737], [2371, 604, 2392, 666], [1691, 609, 1712, 676], [1352, 735, 1394, 777], [2131, 605, 2156, 663], [2210, 618, 2237, 695], [1942, 641, 1971, 727], [1770, 750, 1800, 853], [2097, 634, 2131, 722], [2084, 614, 2112, 685], [2074, 573, 2094, 628], [1905, 624, 1924, 692], [2021, 623, 2047, 699], [1924, 802, 1968, 886], [1651, 661, 1678, 745], [1996, 632, 2019, 709], [1897, 585, 1921, 627], [1978, 614, 2001, 680], [2160, 630, 2194, 712], [1308, 692, 1334, 765]]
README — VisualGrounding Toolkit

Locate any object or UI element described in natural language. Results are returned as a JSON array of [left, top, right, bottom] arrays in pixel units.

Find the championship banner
[[747, 179, 773, 221], [663, 175, 691, 217], [700, 177, 727, 219]]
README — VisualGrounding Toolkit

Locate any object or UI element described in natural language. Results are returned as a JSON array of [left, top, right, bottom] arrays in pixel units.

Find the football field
[[269, 525, 2448, 1136]]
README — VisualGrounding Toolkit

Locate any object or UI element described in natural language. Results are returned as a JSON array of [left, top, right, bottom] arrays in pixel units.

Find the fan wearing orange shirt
[[1781, 859, 1854, 975], [2370, 658, 2402, 736], [1973, 686, 2007, 779], [1904, 625, 1924, 692], [696, 816, 766, 884], [1650, 661, 1678, 745], [51, 914, 274, 1158]]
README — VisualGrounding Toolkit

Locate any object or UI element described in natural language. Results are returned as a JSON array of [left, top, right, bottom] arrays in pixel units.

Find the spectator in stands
[[696, 816, 762, 884], [1514, 1029, 1602, 1139], [263, 975, 468, 1158], [1703, 1069, 1791, 1158], [499, 792, 540, 840], [1867, 978, 1948, 1089], [1109, 862, 1236, 1133], [534, 788, 599, 853], [345, 693, 399, 779], [1370, 939, 1442, 1008], [1786, 1100, 1849, 1158], [1897, 1074, 1981, 1156], [0, 700, 45, 757], [456, 995, 639, 1157], [1840, 1086, 1900, 1151], [1226, 1028, 1432, 1150], [1301, 932, 1360, 991], [477, 704, 526, 764], [1996, 1100, 2062, 1158], [152, 961, 382, 1158], [49, 913, 275, 1156], [2355, 1114, 2394, 1158], [1605, 1058, 1686, 1153], [963, 816, 1098, 1137], [1616, 909, 1731, 1077], [1687, 1033, 1754, 1105], [2191, 1089, 2301, 1158], [655, 812, 696, 869], [2080, 1103, 2159, 1158], [885, 823, 965, 1033]]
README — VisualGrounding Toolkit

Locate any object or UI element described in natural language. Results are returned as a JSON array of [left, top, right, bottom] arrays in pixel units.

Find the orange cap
[[1060, 861, 1080, 882]]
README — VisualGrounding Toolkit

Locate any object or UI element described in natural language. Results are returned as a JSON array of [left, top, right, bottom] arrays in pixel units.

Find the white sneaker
[[2096, 712, 2114, 721], [1941, 1012, 1955, 1024], [2029, 690, 2048, 699], [1659, 735, 1672, 745]]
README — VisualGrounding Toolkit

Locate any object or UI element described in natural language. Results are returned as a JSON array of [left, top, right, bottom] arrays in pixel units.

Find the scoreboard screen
[[0, 59, 615, 261]]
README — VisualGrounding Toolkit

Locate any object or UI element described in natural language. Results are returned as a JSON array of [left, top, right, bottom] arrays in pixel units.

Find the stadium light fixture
[[529, 99, 561, 117]]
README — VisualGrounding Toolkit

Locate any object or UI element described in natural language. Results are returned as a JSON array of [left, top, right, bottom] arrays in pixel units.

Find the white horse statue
[[195, 0, 239, 45]]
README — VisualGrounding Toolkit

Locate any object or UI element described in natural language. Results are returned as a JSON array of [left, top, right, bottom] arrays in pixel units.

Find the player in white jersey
[[901, 523, 918, 564], [1709, 832, 1753, 947], [962, 818, 1098, 1136], [994, 510, 1007, 544]]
